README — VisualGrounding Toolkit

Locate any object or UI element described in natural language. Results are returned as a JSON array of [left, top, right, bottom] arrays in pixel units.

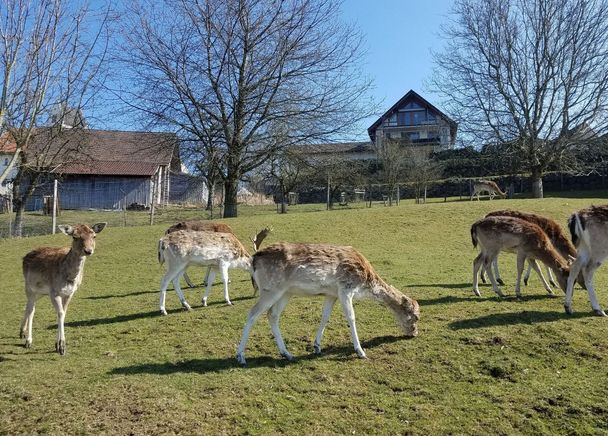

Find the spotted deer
[[565, 205, 608, 316], [157, 228, 270, 315], [470, 180, 507, 201], [482, 210, 582, 290], [20, 223, 107, 355], [471, 216, 569, 297], [236, 243, 420, 365], [165, 220, 235, 287]]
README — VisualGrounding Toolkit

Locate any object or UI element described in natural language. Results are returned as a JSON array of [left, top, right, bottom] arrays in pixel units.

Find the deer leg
[[480, 266, 487, 284], [582, 262, 606, 316], [20, 294, 36, 348], [172, 273, 192, 311], [338, 289, 366, 358], [514, 252, 526, 297], [484, 254, 504, 297], [202, 269, 216, 307], [547, 267, 557, 288], [267, 294, 293, 361], [236, 290, 286, 365], [182, 271, 196, 288], [314, 296, 337, 354], [50, 294, 66, 355], [528, 259, 553, 294], [565, 256, 585, 314], [202, 267, 211, 287], [523, 262, 532, 286], [219, 262, 232, 305], [472, 253, 484, 296], [159, 264, 186, 315], [493, 257, 504, 285]]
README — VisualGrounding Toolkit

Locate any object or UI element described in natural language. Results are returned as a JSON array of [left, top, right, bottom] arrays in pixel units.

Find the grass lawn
[[1, 196, 608, 434]]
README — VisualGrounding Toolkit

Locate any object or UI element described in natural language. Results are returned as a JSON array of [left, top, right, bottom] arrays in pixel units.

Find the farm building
[[2, 127, 180, 211], [305, 89, 458, 162]]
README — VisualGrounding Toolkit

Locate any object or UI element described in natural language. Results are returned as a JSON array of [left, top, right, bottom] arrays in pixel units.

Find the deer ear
[[57, 225, 74, 236], [92, 222, 107, 234]]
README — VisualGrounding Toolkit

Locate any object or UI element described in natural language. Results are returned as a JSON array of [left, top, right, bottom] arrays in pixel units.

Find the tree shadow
[[404, 283, 473, 290], [108, 335, 404, 375], [204, 294, 256, 306], [449, 310, 593, 330], [49, 309, 170, 329], [84, 290, 157, 300]]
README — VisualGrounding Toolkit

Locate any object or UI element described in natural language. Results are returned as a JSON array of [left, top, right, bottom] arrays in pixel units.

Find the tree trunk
[[205, 182, 215, 211], [223, 178, 238, 218], [531, 171, 544, 198], [12, 198, 25, 237]]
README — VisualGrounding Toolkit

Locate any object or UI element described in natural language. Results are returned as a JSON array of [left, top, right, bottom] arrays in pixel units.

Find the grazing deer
[[20, 223, 107, 355], [481, 210, 582, 289], [471, 216, 569, 297], [165, 220, 234, 288], [236, 243, 420, 365], [157, 228, 270, 315], [565, 205, 608, 316], [470, 180, 507, 201]]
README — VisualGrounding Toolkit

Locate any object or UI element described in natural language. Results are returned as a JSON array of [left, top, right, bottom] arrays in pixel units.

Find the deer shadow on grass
[[449, 310, 593, 330], [48, 309, 166, 329], [108, 335, 405, 375]]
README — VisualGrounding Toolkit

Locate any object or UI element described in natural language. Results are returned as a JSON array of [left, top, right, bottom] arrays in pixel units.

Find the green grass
[[1, 197, 608, 434]]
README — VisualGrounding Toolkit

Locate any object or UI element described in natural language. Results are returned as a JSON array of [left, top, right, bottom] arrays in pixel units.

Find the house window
[[385, 132, 392, 139], [408, 132, 420, 141]]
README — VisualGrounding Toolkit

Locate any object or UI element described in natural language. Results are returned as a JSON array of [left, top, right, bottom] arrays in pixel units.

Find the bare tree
[[116, 0, 374, 217], [403, 148, 442, 204], [374, 139, 410, 206], [0, 0, 110, 236], [432, 0, 608, 197]]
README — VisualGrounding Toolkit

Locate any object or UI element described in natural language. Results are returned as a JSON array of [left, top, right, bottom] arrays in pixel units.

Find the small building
[[15, 128, 180, 210], [367, 89, 458, 153], [0, 134, 17, 197]]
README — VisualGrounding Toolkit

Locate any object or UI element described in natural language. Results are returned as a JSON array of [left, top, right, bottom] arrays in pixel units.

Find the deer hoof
[[549, 280, 557, 287], [594, 309, 607, 317], [24, 340, 32, 349], [226, 301, 233, 306], [497, 278, 505, 286], [182, 304, 192, 311], [56, 340, 65, 355], [281, 352, 294, 362], [313, 343, 322, 354], [523, 278, 529, 286], [160, 309, 168, 316], [564, 305, 573, 315], [473, 289, 481, 297], [480, 276, 487, 284], [236, 353, 246, 366], [356, 349, 368, 359]]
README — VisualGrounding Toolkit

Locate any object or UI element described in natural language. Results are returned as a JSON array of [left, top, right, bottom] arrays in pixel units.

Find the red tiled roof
[[0, 133, 16, 153], [25, 128, 177, 176], [56, 160, 161, 176]]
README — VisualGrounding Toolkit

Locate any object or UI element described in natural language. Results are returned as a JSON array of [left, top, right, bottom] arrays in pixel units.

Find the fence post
[[52, 179, 58, 234], [150, 178, 156, 225]]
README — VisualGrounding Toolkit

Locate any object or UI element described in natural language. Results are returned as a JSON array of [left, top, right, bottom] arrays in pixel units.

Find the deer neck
[[63, 246, 87, 282]]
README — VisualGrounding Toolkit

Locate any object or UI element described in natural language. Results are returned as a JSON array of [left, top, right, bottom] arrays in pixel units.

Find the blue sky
[[342, 0, 454, 136]]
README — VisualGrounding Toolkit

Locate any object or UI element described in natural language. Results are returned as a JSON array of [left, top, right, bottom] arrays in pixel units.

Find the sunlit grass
[[1, 196, 608, 434]]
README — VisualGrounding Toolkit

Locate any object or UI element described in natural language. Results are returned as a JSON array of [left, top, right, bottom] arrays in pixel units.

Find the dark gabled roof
[[298, 141, 374, 155], [24, 128, 177, 176], [367, 89, 458, 142]]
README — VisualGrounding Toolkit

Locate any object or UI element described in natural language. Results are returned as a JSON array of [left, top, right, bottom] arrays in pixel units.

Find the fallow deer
[[471, 216, 569, 298], [235, 243, 420, 365], [157, 228, 270, 315], [20, 223, 106, 355], [165, 220, 234, 287], [482, 210, 582, 289], [565, 205, 608, 316], [470, 180, 507, 201]]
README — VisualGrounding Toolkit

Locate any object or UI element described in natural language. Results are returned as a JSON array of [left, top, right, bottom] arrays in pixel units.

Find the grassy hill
[[1, 197, 607, 434]]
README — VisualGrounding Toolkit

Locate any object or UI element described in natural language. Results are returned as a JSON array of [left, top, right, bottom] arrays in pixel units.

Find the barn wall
[[26, 175, 152, 210]]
